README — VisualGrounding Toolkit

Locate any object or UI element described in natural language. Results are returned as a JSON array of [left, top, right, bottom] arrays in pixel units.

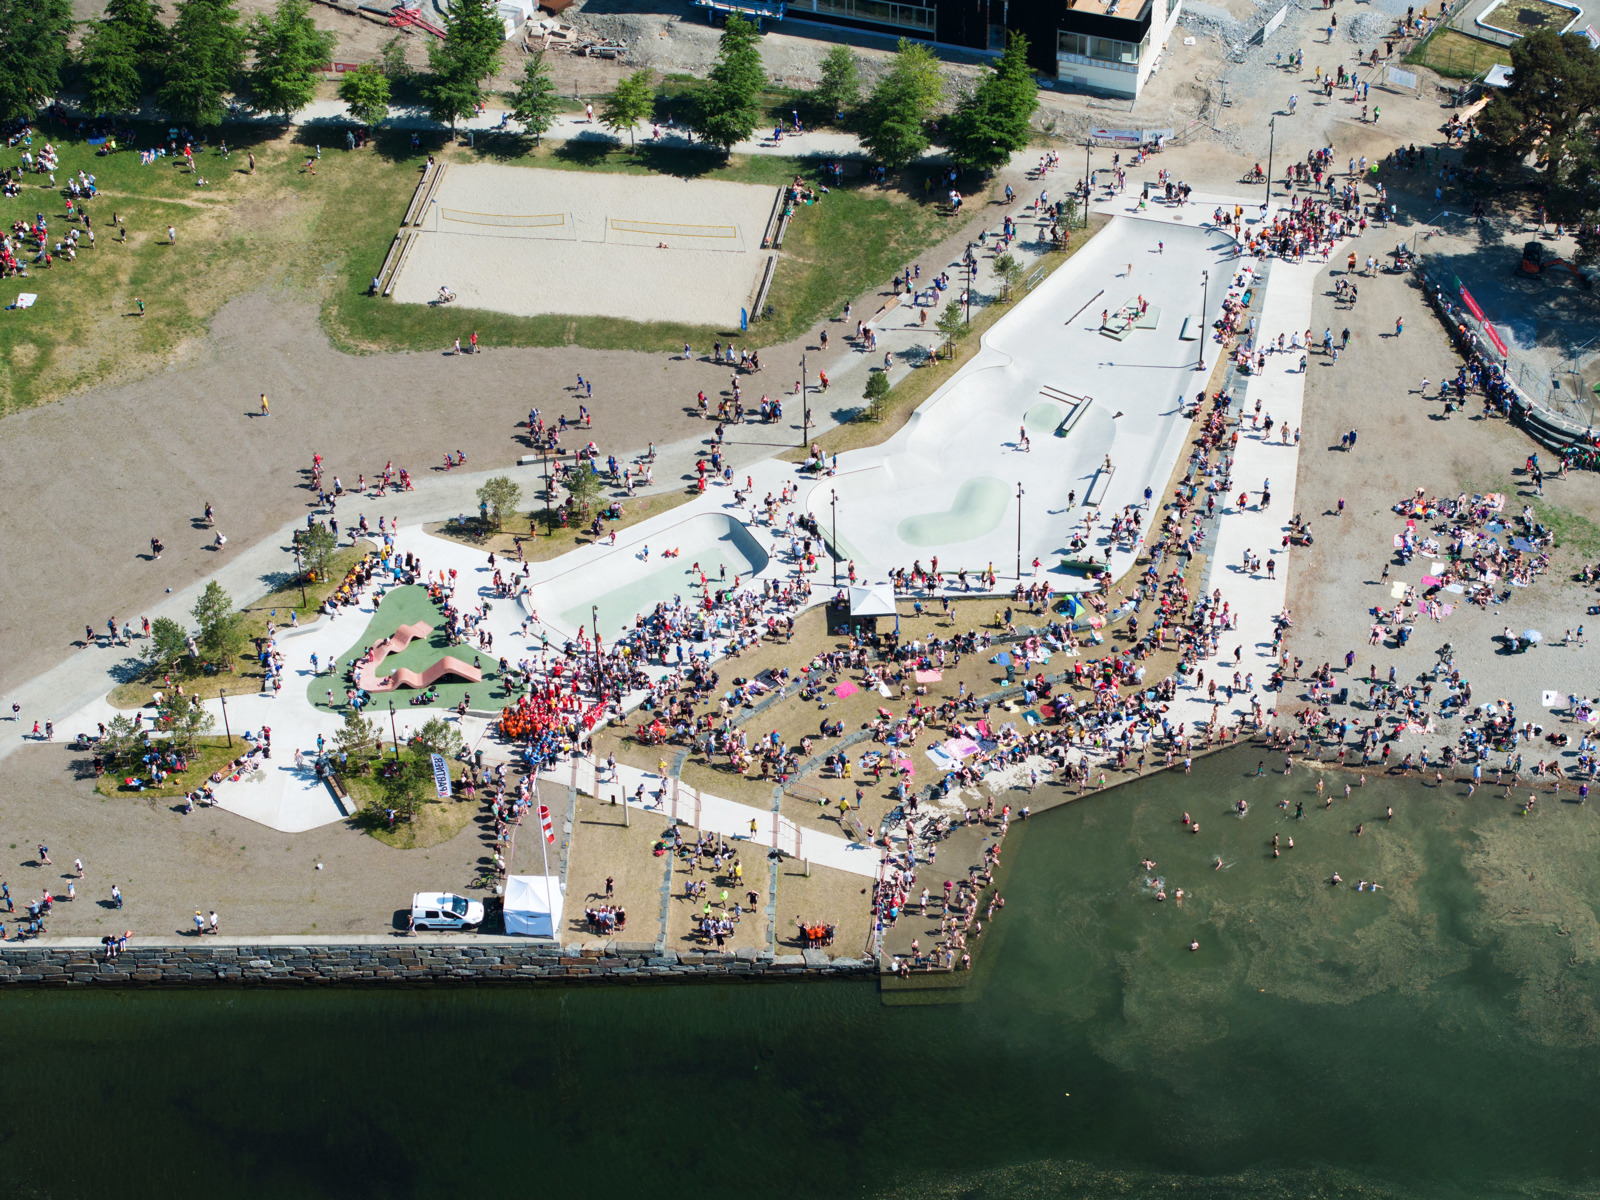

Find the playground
[[312, 585, 506, 714], [391, 164, 779, 326], [809, 216, 1236, 586]]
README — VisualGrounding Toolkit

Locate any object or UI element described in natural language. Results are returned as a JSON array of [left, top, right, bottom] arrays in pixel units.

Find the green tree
[[158, 0, 246, 127], [935, 299, 965, 357], [602, 68, 655, 148], [338, 60, 390, 126], [246, 0, 336, 121], [691, 14, 766, 154], [412, 714, 463, 758], [142, 616, 191, 671], [0, 0, 72, 122], [992, 252, 1023, 300], [105, 0, 171, 73], [378, 753, 428, 821], [943, 32, 1037, 174], [100, 713, 144, 769], [859, 368, 891, 421], [815, 44, 860, 123], [564, 460, 605, 516], [160, 692, 216, 754], [80, 20, 145, 116], [1469, 30, 1600, 193], [334, 706, 381, 764], [299, 521, 337, 584], [192, 580, 243, 666], [476, 475, 522, 532], [507, 50, 559, 143], [859, 40, 944, 169], [423, 0, 504, 131], [378, 34, 412, 81]]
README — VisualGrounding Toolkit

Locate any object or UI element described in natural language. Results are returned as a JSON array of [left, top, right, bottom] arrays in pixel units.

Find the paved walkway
[[1088, 185, 1322, 739], [541, 753, 880, 877]]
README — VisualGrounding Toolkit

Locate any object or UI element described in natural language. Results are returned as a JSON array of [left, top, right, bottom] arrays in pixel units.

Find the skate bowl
[[536, 513, 769, 639], [356, 621, 484, 692]]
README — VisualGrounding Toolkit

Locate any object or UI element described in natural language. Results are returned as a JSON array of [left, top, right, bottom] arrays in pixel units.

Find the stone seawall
[[0, 940, 876, 988]]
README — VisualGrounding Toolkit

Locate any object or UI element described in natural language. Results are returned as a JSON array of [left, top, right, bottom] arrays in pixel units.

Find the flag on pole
[[538, 804, 555, 844]]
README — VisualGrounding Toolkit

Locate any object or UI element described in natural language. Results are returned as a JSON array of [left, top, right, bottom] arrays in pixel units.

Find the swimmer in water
[[1189, 940, 1200, 951], [1370, 882, 1383, 890], [1157, 890, 1167, 901], [1214, 857, 1224, 870], [1286, 836, 1294, 849], [1386, 806, 1394, 819], [1356, 823, 1363, 836], [1191, 823, 1201, 834], [1182, 811, 1191, 825], [1141, 859, 1157, 870], [1174, 889, 1185, 904], [1357, 881, 1368, 891], [1330, 871, 1343, 885]]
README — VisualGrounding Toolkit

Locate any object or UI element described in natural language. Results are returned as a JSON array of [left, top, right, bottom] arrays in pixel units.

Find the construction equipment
[[1520, 241, 1593, 289], [388, 5, 446, 38]]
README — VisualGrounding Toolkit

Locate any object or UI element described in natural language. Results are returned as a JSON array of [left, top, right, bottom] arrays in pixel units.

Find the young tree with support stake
[[476, 476, 522, 532], [338, 60, 390, 127], [508, 50, 559, 143], [602, 68, 655, 148]]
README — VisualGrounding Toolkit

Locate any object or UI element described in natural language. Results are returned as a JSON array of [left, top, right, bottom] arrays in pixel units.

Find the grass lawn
[[94, 735, 239, 798], [342, 765, 480, 850], [108, 542, 374, 709], [1, 114, 962, 414], [1407, 28, 1512, 78], [426, 489, 694, 563], [311, 583, 508, 714], [782, 214, 1109, 462]]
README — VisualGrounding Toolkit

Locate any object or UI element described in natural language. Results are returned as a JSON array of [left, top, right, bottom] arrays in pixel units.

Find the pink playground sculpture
[[354, 622, 483, 693]]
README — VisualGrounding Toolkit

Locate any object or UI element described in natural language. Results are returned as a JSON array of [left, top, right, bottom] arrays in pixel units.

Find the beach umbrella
[[1522, 630, 1542, 643]]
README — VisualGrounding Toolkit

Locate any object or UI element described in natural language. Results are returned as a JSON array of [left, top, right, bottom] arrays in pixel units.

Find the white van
[[411, 892, 485, 931]]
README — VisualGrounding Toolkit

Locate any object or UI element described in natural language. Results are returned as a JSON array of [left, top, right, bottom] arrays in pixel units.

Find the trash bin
[[475, 748, 484, 767]]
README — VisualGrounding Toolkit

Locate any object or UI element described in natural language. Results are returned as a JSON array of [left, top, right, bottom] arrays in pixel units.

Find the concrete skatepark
[[32, 195, 1312, 837], [810, 217, 1235, 584]]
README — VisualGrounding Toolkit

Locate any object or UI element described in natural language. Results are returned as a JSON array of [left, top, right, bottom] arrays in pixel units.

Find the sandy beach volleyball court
[[392, 163, 778, 325]]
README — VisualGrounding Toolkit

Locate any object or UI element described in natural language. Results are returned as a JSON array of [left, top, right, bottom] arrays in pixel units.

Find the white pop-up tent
[[503, 874, 564, 937], [847, 582, 897, 617]]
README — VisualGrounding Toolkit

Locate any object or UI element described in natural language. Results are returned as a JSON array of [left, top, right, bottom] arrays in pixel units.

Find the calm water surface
[[6, 747, 1600, 1199]]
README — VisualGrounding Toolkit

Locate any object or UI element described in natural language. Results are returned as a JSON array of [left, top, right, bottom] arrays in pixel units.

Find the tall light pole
[[799, 353, 809, 449], [219, 688, 232, 747], [591, 604, 600, 668], [1083, 139, 1092, 227], [388, 698, 399, 759], [1264, 115, 1276, 208], [830, 489, 839, 588], [1196, 269, 1210, 373], [964, 244, 974, 325], [1015, 482, 1025, 583], [292, 537, 307, 607]]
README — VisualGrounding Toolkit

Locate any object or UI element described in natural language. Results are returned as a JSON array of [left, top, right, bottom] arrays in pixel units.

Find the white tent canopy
[[504, 874, 564, 938], [847, 583, 897, 618]]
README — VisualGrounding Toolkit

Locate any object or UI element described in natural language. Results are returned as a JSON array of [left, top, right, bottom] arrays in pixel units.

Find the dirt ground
[[0, 741, 489, 936]]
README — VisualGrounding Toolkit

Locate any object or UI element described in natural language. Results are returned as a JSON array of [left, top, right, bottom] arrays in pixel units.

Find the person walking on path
[[259, 393, 269, 417], [167, 225, 176, 244]]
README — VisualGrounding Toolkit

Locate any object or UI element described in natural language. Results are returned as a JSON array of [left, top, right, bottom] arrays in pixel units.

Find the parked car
[[411, 892, 484, 931]]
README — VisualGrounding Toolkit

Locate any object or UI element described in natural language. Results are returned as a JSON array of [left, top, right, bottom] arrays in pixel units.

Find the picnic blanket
[[832, 681, 859, 698], [1542, 690, 1561, 707], [914, 670, 943, 683], [1421, 575, 1440, 588]]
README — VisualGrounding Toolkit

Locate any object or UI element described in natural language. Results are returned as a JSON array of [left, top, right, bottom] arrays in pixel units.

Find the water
[[8, 747, 1600, 1199]]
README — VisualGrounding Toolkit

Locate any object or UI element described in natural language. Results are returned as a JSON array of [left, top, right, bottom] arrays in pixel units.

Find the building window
[[806, 0, 935, 32], [1058, 29, 1140, 68]]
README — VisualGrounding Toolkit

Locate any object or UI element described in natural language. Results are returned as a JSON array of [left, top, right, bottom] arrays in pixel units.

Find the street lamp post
[[1015, 482, 1025, 583], [591, 604, 600, 670], [219, 688, 232, 747], [1197, 269, 1210, 372], [292, 537, 307, 607], [830, 489, 839, 588], [800, 354, 809, 449], [1083, 139, 1092, 227], [388, 698, 400, 758], [1265, 116, 1276, 208]]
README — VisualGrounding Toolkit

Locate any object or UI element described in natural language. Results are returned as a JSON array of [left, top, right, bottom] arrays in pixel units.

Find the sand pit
[[391, 163, 779, 326]]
